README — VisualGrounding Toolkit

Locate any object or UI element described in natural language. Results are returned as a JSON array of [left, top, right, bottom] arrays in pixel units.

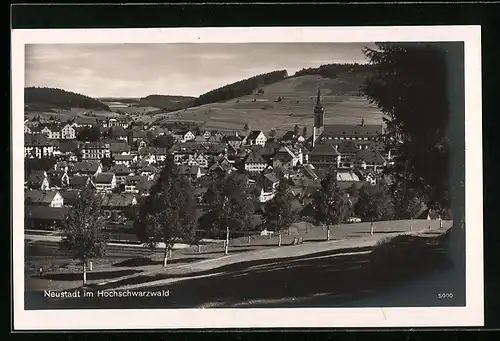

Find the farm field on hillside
[[150, 75, 384, 133]]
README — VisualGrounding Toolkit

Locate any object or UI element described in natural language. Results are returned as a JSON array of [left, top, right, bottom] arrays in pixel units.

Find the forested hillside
[[25, 87, 111, 111]]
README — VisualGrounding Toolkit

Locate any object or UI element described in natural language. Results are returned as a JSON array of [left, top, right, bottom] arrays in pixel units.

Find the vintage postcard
[[12, 26, 483, 330]]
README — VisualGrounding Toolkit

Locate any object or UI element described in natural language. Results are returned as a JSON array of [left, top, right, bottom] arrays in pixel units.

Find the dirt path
[[108, 223, 451, 291]]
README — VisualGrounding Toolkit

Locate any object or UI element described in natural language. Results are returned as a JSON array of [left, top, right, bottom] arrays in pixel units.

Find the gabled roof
[[110, 164, 133, 175], [58, 190, 80, 206], [27, 171, 47, 186], [139, 165, 158, 173], [24, 134, 54, 147], [109, 142, 130, 154], [81, 142, 110, 149], [322, 124, 383, 138], [264, 172, 279, 183], [246, 130, 265, 141], [114, 154, 135, 161], [73, 161, 101, 173], [25, 205, 70, 221], [336, 171, 360, 182], [356, 148, 387, 164], [25, 190, 60, 205], [244, 151, 267, 164], [139, 147, 168, 156], [308, 143, 340, 156], [69, 175, 93, 189], [337, 140, 360, 154], [94, 172, 115, 184]]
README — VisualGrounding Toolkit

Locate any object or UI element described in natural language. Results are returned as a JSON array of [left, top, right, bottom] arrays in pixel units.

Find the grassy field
[[24, 219, 449, 292], [149, 75, 384, 133]]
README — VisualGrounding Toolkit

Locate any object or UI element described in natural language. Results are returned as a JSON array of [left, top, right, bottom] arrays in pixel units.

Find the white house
[[61, 124, 76, 139], [243, 130, 267, 146]]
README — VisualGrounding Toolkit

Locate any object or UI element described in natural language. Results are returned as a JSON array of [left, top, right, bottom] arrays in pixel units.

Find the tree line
[[293, 63, 374, 78], [24, 87, 111, 111], [194, 70, 289, 106]]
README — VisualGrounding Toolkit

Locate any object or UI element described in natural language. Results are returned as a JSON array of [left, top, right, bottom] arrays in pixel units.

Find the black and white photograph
[[12, 26, 483, 329]]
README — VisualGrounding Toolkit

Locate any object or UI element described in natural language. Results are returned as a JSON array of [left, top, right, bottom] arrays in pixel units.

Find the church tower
[[312, 86, 325, 147]]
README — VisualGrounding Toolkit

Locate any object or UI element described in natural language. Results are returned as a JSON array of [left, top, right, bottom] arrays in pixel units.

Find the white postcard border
[[11, 26, 483, 330]]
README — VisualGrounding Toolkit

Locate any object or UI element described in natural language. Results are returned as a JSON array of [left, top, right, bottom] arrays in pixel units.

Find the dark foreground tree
[[59, 188, 109, 285], [312, 170, 351, 240], [354, 182, 395, 222], [363, 42, 452, 214], [362, 42, 466, 298], [134, 155, 197, 266], [262, 182, 297, 246]]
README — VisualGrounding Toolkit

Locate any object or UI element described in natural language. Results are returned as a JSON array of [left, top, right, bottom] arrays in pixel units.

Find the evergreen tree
[[134, 155, 197, 266], [293, 124, 300, 137], [312, 170, 351, 240], [59, 188, 109, 285]]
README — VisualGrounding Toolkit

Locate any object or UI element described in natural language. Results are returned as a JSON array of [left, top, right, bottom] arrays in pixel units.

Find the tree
[[293, 124, 300, 137], [243, 124, 251, 135], [59, 188, 109, 285], [362, 43, 466, 298], [151, 134, 175, 149], [362, 43, 452, 214], [302, 126, 307, 138], [77, 126, 101, 142], [134, 155, 197, 267], [312, 170, 351, 240], [262, 182, 297, 246], [268, 128, 277, 140], [203, 173, 255, 251], [354, 182, 395, 222]]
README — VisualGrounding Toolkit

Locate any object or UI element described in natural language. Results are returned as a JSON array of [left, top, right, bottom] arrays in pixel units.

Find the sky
[[25, 43, 374, 98]]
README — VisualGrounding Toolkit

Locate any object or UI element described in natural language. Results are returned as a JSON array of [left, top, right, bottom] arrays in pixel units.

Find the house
[[108, 126, 128, 141], [24, 125, 32, 134], [124, 175, 142, 194], [72, 161, 102, 176], [274, 146, 301, 169], [24, 205, 71, 230], [100, 193, 137, 221], [178, 165, 204, 179], [113, 154, 136, 167], [194, 153, 209, 168], [25, 190, 64, 207], [128, 130, 148, 144], [41, 124, 62, 139], [208, 156, 236, 175], [279, 130, 305, 145], [354, 148, 387, 171], [48, 170, 70, 189], [139, 147, 168, 164], [93, 172, 116, 192], [60, 124, 76, 139], [81, 142, 111, 160], [173, 130, 196, 143], [307, 143, 341, 169], [110, 164, 134, 185], [24, 135, 58, 159], [58, 190, 81, 207], [243, 151, 268, 173], [68, 175, 95, 190], [242, 130, 267, 146], [26, 171, 51, 190], [263, 172, 280, 193], [222, 135, 243, 149]]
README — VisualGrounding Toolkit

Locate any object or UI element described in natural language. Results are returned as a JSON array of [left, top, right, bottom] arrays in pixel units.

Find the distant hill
[[136, 95, 197, 111], [194, 70, 289, 107], [25, 87, 111, 112], [149, 69, 384, 134]]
